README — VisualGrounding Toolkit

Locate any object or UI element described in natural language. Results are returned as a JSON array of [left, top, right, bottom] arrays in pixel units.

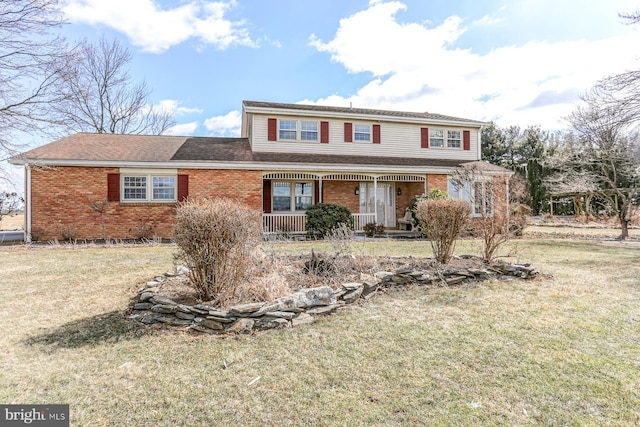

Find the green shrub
[[363, 222, 385, 237], [305, 203, 354, 239]]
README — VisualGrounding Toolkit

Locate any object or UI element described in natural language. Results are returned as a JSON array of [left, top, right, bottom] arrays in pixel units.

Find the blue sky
[[53, 0, 639, 138]]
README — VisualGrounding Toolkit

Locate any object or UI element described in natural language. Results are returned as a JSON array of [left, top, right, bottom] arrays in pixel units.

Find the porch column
[[373, 177, 378, 223], [319, 177, 323, 203], [424, 175, 428, 194]]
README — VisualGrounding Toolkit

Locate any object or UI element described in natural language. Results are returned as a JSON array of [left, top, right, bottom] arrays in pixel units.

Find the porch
[[262, 172, 434, 235]]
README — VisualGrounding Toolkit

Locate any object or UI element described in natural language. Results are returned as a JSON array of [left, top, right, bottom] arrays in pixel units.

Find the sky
[[3, 0, 640, 190], [57, 0, 640, 137]]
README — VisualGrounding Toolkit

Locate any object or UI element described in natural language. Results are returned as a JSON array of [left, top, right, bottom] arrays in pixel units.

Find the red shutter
[[177, 175, 188, 202], [107, 173, 120, 202], [463, 130, 471, 151], [344, 122, 352, 142], [263, 180, 272, 213], [314, 180, 320, 204], [320, 121, 329, 143], [372, 124, 381, 144], [268, 118, 277, 141], [421, 128, 429, 148]]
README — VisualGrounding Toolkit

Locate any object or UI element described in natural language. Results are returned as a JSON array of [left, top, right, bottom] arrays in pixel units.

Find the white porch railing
[[263, 212, 377, 234], [352, 213, 376, 232], [263, 213, 307, 234]]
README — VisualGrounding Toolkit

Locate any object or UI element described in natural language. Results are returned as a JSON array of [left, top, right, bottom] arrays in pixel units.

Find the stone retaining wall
[[128, 261, 539, 335]]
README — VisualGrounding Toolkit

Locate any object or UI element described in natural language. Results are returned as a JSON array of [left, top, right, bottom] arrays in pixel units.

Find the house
[[9, 100, 510, 241]]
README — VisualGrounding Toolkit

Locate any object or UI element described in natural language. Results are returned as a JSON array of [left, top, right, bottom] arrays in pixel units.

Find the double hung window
[[278, 120, 319, 142], [122, 174, 176, 202], [354, 124, 371, 142], [272, 181, 313, 212]]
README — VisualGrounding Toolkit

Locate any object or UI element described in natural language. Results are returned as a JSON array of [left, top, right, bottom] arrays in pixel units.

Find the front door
[[359, 182, 396, 227]]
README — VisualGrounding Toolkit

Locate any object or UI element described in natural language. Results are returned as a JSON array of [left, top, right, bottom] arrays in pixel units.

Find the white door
[[359, 182, 396, 227]]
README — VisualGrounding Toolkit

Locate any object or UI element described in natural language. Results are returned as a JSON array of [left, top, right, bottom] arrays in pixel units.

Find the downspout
[[25, 164, 32, 243]]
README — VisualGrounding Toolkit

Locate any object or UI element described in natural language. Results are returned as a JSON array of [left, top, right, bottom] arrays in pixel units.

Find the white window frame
[[353, 124, 371, 142], [121, 174, 177, 203], [447, 130, 461, 148], [448, 177, 493, 217], [430, 129, 463, 149], [278, 119, 319, 142], [429, 129, 444, 148], [272, 181, 314, 212]]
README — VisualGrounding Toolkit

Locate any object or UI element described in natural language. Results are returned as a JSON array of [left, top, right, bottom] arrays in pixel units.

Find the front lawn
[[1, 240, 639, 426]]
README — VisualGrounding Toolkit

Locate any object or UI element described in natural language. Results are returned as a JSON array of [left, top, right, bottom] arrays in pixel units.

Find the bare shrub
[[173, 198, 262, 302], [416, 198, 470, 264], [326, 223, 355, 255]]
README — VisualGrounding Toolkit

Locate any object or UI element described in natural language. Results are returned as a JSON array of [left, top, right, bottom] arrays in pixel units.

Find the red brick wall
[[395, 182, 425, 222], [322, 181, 360, 213], [428, 174, 448, 193], [29, 167, 262, 241]]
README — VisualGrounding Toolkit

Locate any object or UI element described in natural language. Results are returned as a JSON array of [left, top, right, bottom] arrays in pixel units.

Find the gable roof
[[243, 100, 488, 127]]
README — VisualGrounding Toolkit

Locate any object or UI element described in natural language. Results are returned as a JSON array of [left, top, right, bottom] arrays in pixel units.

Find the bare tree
[[0, 0, 71, 164], [548, 88, 640, 238], [450, 164, 522, 262], [620, 10, 640, 25], [55, 36, 175, 135]]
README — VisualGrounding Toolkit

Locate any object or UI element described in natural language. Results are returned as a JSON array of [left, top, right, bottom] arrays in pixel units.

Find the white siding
[[250, 114, 480, 161]]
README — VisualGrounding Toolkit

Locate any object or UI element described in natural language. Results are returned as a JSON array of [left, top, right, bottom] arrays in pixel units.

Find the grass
[[1, 239, 639, 426]]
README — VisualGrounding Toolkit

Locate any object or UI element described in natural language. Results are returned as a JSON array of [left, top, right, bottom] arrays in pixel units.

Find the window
[[272, 181, 313, 212], [277, 120, 319, 141], [354, 124, 371, 142], [123, 176, 147, 200], [429, 129, 444, 147], [153, 176, 176, 200], [300, 121, 318, 141], [122, 175, 176, 202], [448, 178, 493, 217], [447, 130, 461, 148], [279, 120, 297, 140], [430, 129, 463, 149]]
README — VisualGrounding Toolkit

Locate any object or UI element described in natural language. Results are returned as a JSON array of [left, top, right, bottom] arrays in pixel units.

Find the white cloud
[[203, 110, 241, 136], [309, 1, 640, 130], [63, 0, 255, 53], [164, 121, 199, 136], [155, 100, 202, 116]]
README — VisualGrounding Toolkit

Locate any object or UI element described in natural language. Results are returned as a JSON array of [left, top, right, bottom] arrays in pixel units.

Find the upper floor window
[[447, 130, 461, 148], [278, 120, 319, 142], [279, 120, 297, 140], [354, 124, 371, 142], [300, 121, 318, 141], [122, 174, 176, 202], [430, 129, 463, 149], [429, 129, 444, 147]]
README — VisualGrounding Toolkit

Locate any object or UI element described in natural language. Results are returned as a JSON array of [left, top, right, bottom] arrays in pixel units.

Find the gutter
[[9, 158, 469, 175]]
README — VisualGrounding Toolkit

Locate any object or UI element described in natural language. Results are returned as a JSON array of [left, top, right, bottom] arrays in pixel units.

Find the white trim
[[120, 167, 178, 174], [17, 159, 464, 175], [25, 165, 32, 243]]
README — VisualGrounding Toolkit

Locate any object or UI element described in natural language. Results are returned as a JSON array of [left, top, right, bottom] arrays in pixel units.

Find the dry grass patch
[[1, 240, 639, 425], [0, 213, 23, 230]]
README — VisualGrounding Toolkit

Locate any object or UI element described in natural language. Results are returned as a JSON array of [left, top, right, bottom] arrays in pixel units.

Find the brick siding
[[29, 167, 262, 241]]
